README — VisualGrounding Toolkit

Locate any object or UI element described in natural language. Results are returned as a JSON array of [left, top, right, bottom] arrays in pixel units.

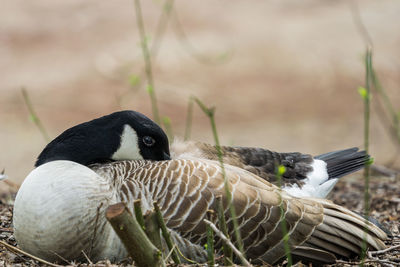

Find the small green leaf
[[162, 116, 171, 125], [204, 243, 208, 250], [29, 114, 38, 123], [164, 2, 173, 12], [278, 165, 286, 176], [142, 35, 151, 47], [358, 87, 369, 100], [129, 74, 140, 87], [367, 157, 374, 166], [146, 85, 154, 94]]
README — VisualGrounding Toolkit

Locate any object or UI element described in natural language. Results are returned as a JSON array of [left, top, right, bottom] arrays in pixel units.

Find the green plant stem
[[133, 0, 161, 124], [21, 88, 50, 142], [275, 165, 292, 267], [350, 0, 400, 150], [371, 69, 400, 143], [150, 0, 175, 60], [216, 196, 233, 265], [206, 210, 215, 266], [184, 96, 194, 141], [162, 116, 174, 143], [193, 97, 246, 262], [360, 47, 373, 266], [153, 202, 181, 264], [170, 9, 232, 66]]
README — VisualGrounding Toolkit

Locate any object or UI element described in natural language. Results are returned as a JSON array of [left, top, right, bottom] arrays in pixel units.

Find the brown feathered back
[[92, 158, 387, 264]]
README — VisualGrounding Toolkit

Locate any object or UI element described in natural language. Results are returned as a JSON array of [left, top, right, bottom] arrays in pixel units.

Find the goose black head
[[35, 111, 170, 167]]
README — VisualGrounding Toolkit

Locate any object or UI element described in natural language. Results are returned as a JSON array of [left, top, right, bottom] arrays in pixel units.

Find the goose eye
[[142, 136, 155, 147]]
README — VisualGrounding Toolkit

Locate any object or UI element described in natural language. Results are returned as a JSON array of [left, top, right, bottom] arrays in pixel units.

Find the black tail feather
[[315, 148, 370, 179]]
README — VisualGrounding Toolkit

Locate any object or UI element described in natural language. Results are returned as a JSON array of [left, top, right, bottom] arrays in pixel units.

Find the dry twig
[[203, 219, 251, 267], [0, 240, 62, 267], [216, 195, 233, 265], [368, 244, 400, 256], [336, 258, 400, 266]]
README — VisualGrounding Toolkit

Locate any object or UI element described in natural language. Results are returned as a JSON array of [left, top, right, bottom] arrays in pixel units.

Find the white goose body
[[13, 111, 387, 265]]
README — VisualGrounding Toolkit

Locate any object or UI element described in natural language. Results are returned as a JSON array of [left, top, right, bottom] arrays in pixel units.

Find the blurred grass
[[193, 97, 245, 263], [359, 47, 372, 265], [21, 88, 50, 143], [13, 1, 400, 265]]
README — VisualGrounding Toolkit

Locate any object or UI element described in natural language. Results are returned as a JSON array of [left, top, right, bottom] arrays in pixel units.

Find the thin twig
[[81, 250, 93, 265], [171, 9, 233, 65], [150, 0, 175, 60], [350, 0, 400, 150], [154, 202, 181, 264], [174, 245, 199, 264], [275, 165, 292, 266], [203, 219, 251, 267], [0, 240, 62, 267], [133, 0, 161, 124], [1, 179, 20, 190], [163, 244, 177, 263], [50, 251, 72, 265], [349, 0, 373, 47], [184, 96, 194, 141], [88, 202, 103, 258], [162, 116, 174, 143], [206, 210, 215, 266], [368, 244, 400, 256], [117, 0, 175, 111], [21, 88, 50, 142], [371, 66, 400, 145], [216, 196, 233, 265], [336, 258, 400, 266], [0, 227, 13, 233], [194, 97, 246, 260], [360, 47, 373, 265]]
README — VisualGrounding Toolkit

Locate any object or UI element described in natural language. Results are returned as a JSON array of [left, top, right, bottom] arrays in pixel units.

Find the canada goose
[[13, 110, 387, 265]]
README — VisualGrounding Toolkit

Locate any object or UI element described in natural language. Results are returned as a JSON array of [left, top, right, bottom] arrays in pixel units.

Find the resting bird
[[13, 110, 387, 265]]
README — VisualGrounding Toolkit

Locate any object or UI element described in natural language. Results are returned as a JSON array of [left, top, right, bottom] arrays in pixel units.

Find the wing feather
[[93, 159, 387, 265]]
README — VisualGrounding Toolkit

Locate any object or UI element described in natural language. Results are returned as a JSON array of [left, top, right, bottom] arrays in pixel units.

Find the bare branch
[[0, 240, 62, 267], [203, 219, 251, 267]]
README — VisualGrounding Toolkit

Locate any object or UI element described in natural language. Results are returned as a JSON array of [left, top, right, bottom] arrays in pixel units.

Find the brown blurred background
[[1, 0, 399, 184]]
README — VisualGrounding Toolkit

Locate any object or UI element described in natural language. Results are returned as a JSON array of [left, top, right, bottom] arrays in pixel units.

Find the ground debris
[[1, 175, 399, 266]]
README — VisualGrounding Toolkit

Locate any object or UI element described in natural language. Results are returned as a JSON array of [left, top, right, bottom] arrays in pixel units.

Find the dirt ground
[[0, 1, 400, 265], [1, 175, 399, 266]]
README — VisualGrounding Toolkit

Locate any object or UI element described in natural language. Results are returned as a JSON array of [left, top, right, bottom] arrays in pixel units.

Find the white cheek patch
[[111, 125, 144, 160]]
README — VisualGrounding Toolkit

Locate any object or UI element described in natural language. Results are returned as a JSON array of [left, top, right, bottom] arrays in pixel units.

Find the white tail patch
[[283, 159, 336, 198]]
